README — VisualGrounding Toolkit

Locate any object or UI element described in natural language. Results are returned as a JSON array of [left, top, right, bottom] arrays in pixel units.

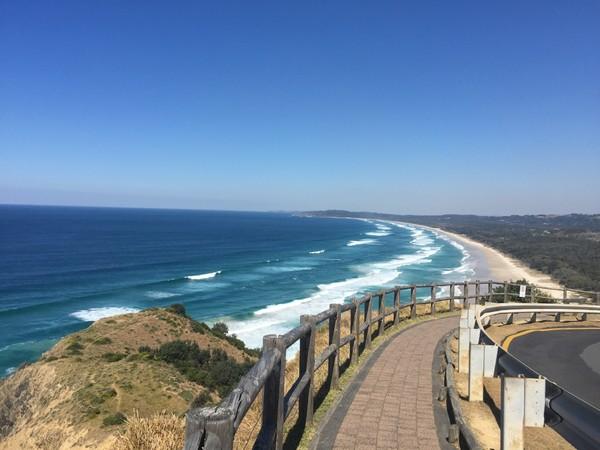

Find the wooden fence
[[183, 280, 600, 450]]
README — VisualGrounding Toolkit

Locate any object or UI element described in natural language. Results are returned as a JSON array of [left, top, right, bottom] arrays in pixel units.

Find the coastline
[[396, 222, 564, 294]]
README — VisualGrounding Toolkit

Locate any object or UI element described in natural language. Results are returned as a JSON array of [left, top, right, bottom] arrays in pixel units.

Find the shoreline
[[409, 223, 564, 294]]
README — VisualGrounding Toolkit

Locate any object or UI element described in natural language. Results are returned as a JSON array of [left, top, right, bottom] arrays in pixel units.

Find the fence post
[[411, 286, 417, 319], [365, 295, 373, 348], [475, 280, 480, 304], [328, 304, 341, 389], [463, 281, 469, 306], [184, 407, 234, 450], [596, 292, 600, 305], [563, 287, 567, 303], [299, 316, 315, 427], [377, 291, 385, 337], [504, 282, 508, 303], [350, 299, 359, 365], [449, 283, 455, 311], [393, 287, 401, 325], [530, 284, 536, 303], [261, 335, 285, 450], [488, 281, 493, 303], [430, 284, 436, 315]]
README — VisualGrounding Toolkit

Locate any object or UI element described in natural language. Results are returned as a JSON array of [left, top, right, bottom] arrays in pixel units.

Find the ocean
[[0, 205, 473, 376]]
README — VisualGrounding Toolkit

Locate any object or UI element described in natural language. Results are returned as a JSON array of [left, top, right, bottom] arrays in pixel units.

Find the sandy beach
[[395, 222, 565, 296]]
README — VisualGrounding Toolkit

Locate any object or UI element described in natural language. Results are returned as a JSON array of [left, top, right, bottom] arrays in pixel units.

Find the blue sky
[[1, 1, 599, 214]]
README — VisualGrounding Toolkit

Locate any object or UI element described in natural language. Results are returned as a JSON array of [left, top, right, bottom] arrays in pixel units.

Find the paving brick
[[327, 317, 457, 449]]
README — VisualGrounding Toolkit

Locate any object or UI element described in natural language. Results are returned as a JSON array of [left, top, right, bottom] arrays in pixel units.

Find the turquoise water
[[0, 206, 472, 376]]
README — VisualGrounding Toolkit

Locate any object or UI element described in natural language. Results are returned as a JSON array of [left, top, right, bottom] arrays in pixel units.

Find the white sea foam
[[4, 367, 15, 376], [70, 307, 140, 322], [257, 266, 313, 274], [145, 291, 180, 299], [225, 244, 440, 348], [347, 239, 377, 247], [365, 231, 390, 237], [309, 249, 325, 254], [186, 271, 221, 281]]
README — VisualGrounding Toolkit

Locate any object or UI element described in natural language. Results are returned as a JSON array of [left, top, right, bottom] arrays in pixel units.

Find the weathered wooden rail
[[184, 280, 600, 450]]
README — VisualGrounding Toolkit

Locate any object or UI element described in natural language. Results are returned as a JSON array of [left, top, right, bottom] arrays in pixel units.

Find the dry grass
[[232, 300, 456, 449], [114, 411, 185, 450], [62, 301, 455, 450]]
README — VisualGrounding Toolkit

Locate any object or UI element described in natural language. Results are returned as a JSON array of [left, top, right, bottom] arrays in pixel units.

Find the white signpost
[[519, 284, 527, 298]]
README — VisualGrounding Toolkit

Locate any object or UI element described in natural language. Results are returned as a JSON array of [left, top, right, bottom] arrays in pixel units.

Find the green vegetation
[[489, 278, 554, 303], [102, 352, 126, 362], [93, 337, 112, 345], [308, 211, 600, 291], [140, 340, 253, 398], [166, 303, 187, 316], [103, 412, 127, 426], [66, 342, 84, 355]]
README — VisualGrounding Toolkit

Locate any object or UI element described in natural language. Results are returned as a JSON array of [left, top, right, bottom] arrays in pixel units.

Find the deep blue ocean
[[0, 205, 473, 376]]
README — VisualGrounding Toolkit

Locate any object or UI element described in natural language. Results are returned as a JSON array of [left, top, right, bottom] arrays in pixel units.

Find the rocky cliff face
[[0, 307, 256, 449]]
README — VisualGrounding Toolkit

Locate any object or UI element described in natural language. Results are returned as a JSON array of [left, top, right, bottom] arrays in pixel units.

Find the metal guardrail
[[475, 302, 600, 450], [184, 280, 600, 450]]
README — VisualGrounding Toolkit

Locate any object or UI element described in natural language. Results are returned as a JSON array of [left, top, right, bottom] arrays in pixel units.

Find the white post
[[501, 376, 525, 450], [467, 307, 476, 328], [458, 327, 470, 373], [470, 328, 481, 344], [468, 344, 485, 401], [524, 378, 545, 427], [483, 345, 498, 377]]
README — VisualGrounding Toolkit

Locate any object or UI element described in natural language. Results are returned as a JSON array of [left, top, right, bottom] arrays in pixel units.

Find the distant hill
[[305, 210, 600, 291], [0, 306, 257, 449]]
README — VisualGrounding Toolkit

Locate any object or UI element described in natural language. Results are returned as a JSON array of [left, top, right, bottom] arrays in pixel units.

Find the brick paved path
[[322, 317, 458, 450]]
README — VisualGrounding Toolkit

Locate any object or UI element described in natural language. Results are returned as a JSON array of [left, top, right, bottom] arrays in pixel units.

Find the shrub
[[190, 391, 212, 408], [166, 304, 187, 316], [66, 342, 84, 355], [102, 352, 126, 362], [103, 412, 127, 426], [138, 345, 153, 354], [94, 337, 112, 345], [211, 322, 228, 336]]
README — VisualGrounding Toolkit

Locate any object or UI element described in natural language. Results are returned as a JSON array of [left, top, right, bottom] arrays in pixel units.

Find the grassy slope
[[0, 308, 255, 450]]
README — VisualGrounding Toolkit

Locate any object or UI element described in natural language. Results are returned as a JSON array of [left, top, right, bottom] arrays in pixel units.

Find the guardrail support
[[504, 281, 508, 303], [528, 312, 537, 323], [468, 344, 484, 401], [483, 345, 498, 377], [449, 283, 455, 311], [475, 280, 481, 304], [431, 284, 436, 315], [393, 287, 400, 325], [501, 376, 525, 450], [410, 286, 417, 319], [554, 312, 561, 322], [328, 304, 341, 389], [299, 316, 315, 427], [488, 280, 493, 303], [458, 326, 470, 374], [500, 376, 546, 450]]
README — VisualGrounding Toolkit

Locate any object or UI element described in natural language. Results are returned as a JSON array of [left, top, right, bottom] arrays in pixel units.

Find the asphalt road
[[508, 329, 600, 409]]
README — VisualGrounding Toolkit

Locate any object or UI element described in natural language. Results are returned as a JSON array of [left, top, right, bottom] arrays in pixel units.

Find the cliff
[[0, 306, 257, 449]]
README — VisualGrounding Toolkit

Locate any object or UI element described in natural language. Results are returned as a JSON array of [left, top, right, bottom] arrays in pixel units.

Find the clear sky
[[1, 1, 599, 214]]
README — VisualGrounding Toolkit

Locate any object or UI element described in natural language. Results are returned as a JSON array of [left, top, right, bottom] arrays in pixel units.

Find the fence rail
[[184, 280, 600, 450]]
